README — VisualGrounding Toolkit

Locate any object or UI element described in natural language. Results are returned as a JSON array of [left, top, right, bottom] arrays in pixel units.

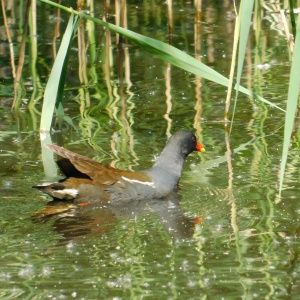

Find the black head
[[167, 130, 205, 157]]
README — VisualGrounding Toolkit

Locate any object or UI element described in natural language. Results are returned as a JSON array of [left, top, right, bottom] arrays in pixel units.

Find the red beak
[[196, 142, 205, 153]]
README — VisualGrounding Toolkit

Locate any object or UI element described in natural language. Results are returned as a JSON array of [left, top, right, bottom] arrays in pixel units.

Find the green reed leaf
[[39, 0, 284, 112], [230, 0, 255, 130], [40, 14, 79, 132], [279, 13, 300, 197]]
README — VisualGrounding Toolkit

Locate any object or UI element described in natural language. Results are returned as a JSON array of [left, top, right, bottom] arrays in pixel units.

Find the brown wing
[[46, 144, 151, 186]]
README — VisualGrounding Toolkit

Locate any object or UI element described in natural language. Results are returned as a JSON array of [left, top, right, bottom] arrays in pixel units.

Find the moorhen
[[34, 130, 205, 204]]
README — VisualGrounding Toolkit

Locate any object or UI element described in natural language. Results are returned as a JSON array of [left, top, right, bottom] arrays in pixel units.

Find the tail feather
[[33, 183, 78, 200]]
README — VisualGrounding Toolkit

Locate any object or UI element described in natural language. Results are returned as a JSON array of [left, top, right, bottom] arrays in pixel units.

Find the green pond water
[[0, 1, 300, 299]]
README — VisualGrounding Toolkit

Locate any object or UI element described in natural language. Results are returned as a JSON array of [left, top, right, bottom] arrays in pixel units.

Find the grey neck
[[144, 144, 186, 193]]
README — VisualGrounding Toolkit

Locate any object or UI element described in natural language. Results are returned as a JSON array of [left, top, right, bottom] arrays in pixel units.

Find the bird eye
[[192, 137, 196, 142]]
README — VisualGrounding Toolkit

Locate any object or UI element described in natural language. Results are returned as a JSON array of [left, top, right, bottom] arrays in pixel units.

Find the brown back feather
[[46, 144, 151, 186]]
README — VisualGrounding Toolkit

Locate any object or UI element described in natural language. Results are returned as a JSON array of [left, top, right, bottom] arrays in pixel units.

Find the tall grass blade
[[225, 15, 239, 120], [230, 0, 254, 131], [288, 0, 296, 38], [39, 0, 284, 112], [278, 13, 300, 197], [40, 14, 79, 132], [236, 0, 254, 83], [40, 14, 79, 178]]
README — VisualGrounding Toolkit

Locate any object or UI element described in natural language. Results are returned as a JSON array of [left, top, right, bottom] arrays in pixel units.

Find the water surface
[[0, 1, 299, 299]]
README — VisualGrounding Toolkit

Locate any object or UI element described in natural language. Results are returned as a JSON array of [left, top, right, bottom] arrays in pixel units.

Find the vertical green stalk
[[279, 12, 300, 197], [40, 14, 79, 132], [288, 0, 296, 38]]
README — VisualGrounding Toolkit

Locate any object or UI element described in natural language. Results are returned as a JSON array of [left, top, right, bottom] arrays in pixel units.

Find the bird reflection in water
[[32, 192, 198, 242]]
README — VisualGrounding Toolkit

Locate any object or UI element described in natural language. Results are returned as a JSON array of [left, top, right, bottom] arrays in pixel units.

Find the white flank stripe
[[121, 176, 155, 188]]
